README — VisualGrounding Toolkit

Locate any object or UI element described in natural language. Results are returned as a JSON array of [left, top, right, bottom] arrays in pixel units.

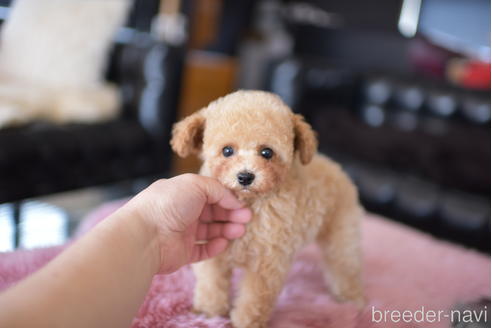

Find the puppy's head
[[171, 90, 317, 199]]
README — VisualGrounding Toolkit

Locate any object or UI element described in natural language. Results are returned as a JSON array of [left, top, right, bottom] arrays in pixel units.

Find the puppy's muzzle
[[237, 171, 255, 186]]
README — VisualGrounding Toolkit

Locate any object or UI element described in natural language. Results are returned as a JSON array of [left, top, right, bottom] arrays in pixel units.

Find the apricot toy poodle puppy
[[171, 90, 365, 328]]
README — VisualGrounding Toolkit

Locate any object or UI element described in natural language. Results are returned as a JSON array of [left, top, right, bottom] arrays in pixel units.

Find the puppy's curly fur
[[171, 90, 365, 328]]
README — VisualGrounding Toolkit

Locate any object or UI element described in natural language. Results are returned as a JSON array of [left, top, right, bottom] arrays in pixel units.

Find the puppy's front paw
[[230, 308, 268, 328], [192, 300, 230, 318], [345, 295, 367, 310], [332, 289, 367, 310]]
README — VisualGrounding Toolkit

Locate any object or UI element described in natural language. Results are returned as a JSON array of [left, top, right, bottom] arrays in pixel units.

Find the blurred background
[[0, 0, 489, 253]]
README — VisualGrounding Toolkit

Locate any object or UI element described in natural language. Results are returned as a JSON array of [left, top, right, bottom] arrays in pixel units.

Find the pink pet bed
[[0, 200, 489, 328]]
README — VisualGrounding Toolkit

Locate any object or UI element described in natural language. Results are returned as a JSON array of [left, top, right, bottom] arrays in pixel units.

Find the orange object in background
[[172, 51, 237, 175], [447, 58, 491, 91], [171, 0, 238, 175]]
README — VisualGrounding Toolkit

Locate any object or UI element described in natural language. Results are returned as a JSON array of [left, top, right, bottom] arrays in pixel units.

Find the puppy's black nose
[[237, 171, 255, 186]]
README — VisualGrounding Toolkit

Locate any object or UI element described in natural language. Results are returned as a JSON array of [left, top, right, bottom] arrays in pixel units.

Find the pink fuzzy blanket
[[0, 201, 489, 328]]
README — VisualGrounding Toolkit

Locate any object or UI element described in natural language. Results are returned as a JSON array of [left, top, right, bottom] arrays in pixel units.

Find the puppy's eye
[[222, 146, 234, 157], [260, 147, 274, 159]]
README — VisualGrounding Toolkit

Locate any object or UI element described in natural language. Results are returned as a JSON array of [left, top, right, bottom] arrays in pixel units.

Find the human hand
[[124, 174, 251, 274]]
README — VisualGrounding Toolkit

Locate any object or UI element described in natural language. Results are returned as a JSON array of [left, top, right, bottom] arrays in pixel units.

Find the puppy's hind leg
[[317, 204, 365, 308]]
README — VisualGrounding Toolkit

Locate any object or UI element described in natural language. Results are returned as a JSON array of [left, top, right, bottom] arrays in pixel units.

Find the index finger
[[193, 175, 245, 210], [199, 204, 252, 223]]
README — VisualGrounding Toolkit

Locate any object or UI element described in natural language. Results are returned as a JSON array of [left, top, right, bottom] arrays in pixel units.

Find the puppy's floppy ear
[[170, 112, 205, 157], [292, 114, 318, 165]]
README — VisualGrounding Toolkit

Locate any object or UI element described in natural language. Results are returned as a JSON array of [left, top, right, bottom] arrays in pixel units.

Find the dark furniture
[[266, 0, 490, 252], [0, 0, 188, 247]]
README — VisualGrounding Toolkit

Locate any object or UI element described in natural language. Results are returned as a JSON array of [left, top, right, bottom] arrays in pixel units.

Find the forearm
[[0, 174, 250, 327], [0, 207, 160, 328]]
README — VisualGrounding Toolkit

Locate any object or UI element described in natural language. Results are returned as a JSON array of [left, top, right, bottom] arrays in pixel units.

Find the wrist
[[110, 206, 162, 275]]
